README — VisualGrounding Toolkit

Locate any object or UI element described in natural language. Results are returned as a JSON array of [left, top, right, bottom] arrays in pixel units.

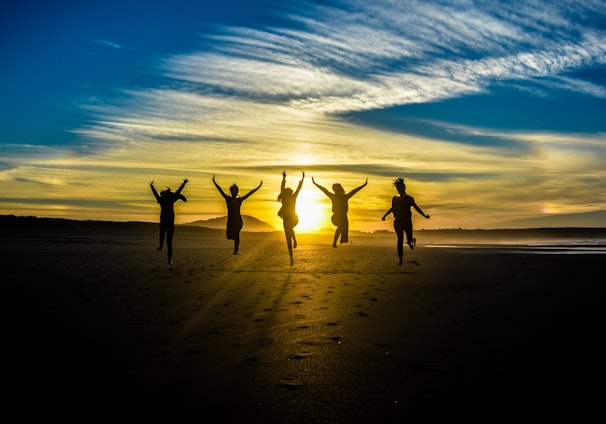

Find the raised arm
[[212, 175, 228, 199], [175, 178, 188, 195], [346, 178, 368, 199], [241, 180, 263, 201], [312, 177, 331, 198], [150, 181, 160, 201], [294, 172, 305, 197], [281, 172, 286, 193]]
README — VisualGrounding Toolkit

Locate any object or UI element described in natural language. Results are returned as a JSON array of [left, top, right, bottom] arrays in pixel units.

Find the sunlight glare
[[296, 188, 330, 233]]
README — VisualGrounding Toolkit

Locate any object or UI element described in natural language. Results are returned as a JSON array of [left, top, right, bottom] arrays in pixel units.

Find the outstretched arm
[[241, 180, 263, 201], [381, 208, 393, 221], [412, 199, 430, 218], [312, 177, 331, 197], [150, 181, 160, 201], [294, 172, 305, 196], [281, 172, 286, 193], [346, 178, 368, 199], [175, 178, 188, 195], [212, 175, 228, 199]]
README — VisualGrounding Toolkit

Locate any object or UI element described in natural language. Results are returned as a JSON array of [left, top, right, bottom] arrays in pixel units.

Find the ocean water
[[426, 240, 606, 254]]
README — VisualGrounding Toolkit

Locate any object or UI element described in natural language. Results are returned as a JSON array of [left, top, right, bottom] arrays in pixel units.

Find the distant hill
[[185, 215, 277, 232]]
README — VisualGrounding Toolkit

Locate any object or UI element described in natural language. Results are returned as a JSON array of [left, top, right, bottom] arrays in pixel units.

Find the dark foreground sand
[[4, 218, 606, 422]]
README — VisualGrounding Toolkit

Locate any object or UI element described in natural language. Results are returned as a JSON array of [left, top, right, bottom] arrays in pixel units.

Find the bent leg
[[340, 218, 349, 244], [404, 221, 415, 249]]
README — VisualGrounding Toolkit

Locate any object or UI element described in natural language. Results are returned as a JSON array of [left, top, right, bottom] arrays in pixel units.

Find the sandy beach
[[4, 217, 605, 422]]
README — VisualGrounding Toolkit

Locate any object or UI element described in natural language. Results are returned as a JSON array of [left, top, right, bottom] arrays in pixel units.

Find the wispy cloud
[[89, 39, 123, 49], [155, 0, 605, 116]]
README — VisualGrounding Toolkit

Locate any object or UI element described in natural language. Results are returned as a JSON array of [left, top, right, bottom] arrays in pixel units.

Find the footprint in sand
[[330, 336, 343, 344], [278, 380, 304, 391], [288, 354, 310, 360]]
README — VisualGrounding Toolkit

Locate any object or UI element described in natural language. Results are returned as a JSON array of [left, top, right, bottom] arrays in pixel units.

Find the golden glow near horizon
[[2, 121, 605, 231]]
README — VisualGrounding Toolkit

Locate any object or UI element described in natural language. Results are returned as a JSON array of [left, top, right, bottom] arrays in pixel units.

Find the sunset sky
[[2, 0, 605, 232]]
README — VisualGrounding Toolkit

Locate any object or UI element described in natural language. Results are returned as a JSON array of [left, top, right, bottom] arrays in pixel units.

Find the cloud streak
[[89, 39, 123, 49]]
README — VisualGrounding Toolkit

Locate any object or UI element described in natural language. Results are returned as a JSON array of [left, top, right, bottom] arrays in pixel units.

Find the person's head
[[160, 187, 172, 196], [278, 187, 293, 202], [229, 184, 239, 196], [394, 178, 406, 195], [332, 183, 344, 194]]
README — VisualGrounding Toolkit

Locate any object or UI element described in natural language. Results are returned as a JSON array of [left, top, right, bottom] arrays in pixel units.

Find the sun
[[295, 188, 330, 233]]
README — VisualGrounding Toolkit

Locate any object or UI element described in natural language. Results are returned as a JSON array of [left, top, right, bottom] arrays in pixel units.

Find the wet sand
[[4, 218, 605, 421]]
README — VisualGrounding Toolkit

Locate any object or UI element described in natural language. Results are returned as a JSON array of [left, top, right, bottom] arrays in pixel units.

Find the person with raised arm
[[312, 177, 367, 248], [278, 171, 304, 266], [213, 175, 262, 255], [150, 178, 188, 264]]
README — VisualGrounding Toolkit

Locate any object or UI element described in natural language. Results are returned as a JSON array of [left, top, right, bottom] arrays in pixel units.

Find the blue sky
[[1, 0, 605, 231]]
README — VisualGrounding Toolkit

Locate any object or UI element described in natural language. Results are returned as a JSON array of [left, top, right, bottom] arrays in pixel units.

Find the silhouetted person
[[213, 175, 262, 255], [312, 177, 367, 248], [382, 178, 429, 265], [278, 171, 304, 267], [151, 178, 188, 264]]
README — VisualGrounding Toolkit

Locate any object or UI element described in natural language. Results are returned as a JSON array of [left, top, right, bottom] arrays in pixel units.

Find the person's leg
[[340, 218, 349, 244], [166, 224, 174, 264], [284, 224, 293, 257], [234, 234, 240, 254], [395, 221, 404, 265], [404, 221, 415, 249], [283, 222, 296, 266], [291, 216, 298, 249], [332, 229, 339, 248], [286, 231, 294, 266], [158, 223, 165, 250]]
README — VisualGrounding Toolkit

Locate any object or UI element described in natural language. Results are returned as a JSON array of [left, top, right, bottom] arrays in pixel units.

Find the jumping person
[[382, 177, 430, 265], [278, 171, 304, 267], [150, 178, 188, 264], [213, 175, 262, 255], [312, 177, 367, 248]]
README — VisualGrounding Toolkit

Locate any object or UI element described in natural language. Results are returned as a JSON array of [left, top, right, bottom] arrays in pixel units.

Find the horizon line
[[2, 214, 606, 233]]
